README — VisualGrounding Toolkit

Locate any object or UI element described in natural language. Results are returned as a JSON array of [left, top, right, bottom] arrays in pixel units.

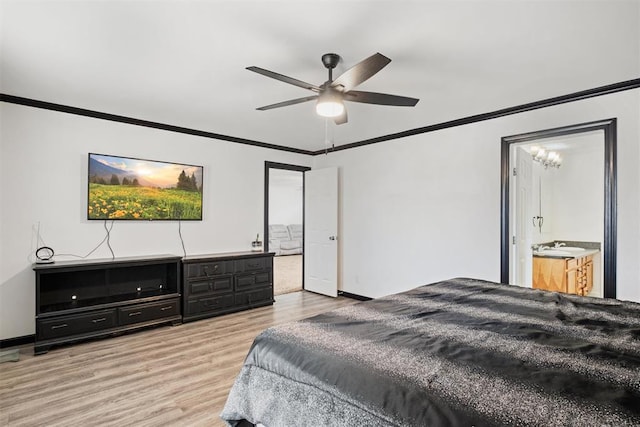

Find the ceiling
[[1, 1, 638, 152]]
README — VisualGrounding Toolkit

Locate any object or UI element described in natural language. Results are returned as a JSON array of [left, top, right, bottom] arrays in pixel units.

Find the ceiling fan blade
[[256, 95, 318, 111], [247, 66, 321, 92], [334, 107, 348, 125], [344, 90, 419, 107], [331, 53, 391, 92]]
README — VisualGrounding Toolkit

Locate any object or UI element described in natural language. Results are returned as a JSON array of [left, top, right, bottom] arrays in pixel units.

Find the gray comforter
[[221, 278, 640, 426]]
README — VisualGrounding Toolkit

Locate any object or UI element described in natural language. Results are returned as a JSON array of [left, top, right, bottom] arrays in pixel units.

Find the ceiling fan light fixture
[[315, 90, 344, 118], [316, 100, 344, 118]]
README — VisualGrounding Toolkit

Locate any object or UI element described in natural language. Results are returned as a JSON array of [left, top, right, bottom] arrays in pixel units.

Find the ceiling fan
[[247, 52, 419, 125]]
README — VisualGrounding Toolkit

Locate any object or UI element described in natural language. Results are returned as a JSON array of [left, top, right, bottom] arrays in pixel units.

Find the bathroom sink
[[558, 247, 586, 252], [535, 250, 572, 257]]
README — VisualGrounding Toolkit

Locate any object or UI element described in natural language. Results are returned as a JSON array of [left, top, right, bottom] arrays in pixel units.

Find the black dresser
[[182, 252, 274, 322]]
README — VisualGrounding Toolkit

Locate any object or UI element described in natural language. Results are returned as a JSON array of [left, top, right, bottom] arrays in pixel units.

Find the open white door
[[514, 146, 533, 287], [304, 167, 338, 297]]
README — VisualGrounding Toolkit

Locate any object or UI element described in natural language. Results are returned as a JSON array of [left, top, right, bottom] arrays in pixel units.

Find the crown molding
[[2, 77, 638, 156], [312, 77, 640, 155], [0, 94, 315, 156]]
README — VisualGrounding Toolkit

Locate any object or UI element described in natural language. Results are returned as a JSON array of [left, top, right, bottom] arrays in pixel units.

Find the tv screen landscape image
[[88, 153, 203, 220]]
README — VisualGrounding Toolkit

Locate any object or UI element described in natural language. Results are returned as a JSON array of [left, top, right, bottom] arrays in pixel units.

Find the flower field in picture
[[88, 183, 202, 220]]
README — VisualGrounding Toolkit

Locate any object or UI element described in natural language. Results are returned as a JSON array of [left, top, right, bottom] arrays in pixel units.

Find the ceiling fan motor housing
[[321, 53, 341, 70]]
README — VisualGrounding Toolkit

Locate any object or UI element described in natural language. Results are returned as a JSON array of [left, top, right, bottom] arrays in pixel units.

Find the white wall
[[2, 90, 639, 341], [314, 89, 640, 303], [0, 103, 311, 340], [551, 137, 606, 297], [268, 169, 303, 226], [550, 136, 604, 243], [531, 161, 554, 245]]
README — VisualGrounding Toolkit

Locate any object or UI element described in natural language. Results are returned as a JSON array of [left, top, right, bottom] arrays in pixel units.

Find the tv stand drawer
[[118, 299, 180, 326], [37, 309, 117, 340]]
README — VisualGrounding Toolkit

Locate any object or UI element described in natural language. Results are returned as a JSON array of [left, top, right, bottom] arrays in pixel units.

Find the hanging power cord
[[104, 219, 115, 260], [31, 222, 54, 264], [53, 220, 116, 260], [178, 220, 187, 258]]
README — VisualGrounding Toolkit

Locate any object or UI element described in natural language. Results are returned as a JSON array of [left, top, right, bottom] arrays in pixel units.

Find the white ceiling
[[1, 0, 638, 152]]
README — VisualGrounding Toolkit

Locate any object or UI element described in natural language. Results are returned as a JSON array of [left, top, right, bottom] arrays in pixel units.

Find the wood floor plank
[[0, 291, 357, 426]]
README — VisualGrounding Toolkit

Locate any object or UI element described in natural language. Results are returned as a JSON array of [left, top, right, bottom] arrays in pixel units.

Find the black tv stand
[[33, 255, 182, 354]]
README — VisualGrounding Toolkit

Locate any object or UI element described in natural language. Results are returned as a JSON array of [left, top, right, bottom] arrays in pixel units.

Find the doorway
[[264, 162, 310, 296], [509, 133, 604, 296], [500, 119, 617, 298]]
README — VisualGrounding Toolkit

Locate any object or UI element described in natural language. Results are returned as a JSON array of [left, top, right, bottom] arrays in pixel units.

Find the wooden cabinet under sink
[[533, 255, 593, 296]]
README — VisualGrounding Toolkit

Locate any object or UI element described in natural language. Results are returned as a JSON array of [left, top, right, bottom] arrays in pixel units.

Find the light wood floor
[[0, 291, 358, 427]]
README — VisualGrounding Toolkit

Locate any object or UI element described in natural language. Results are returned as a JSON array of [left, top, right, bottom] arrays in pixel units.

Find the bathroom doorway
[[501, 119, 617, 298], [264, 162, 310, 296], [510, 133, 604, 296]]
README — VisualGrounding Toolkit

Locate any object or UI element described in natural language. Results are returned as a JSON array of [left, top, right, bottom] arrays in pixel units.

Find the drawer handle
[[203, 265, 219, 276], [160, 306, 173, 311], [128, 312, 142, 317], [51, 323, 68, 330], [92, 318, 107, 323]]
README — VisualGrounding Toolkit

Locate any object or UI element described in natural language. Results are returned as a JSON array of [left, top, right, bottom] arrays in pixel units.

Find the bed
[[220, 278, 640, 426]]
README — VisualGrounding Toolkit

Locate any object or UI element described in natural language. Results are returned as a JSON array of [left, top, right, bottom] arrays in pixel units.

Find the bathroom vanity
[[532, 250, 597, 296]]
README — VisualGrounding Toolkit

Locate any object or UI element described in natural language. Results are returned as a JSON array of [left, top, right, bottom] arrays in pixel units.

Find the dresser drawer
[[118, 299, 180, 326], [187, 275, 233, 296], [37, 309, 117, 340], [186, 294, 235, 315], [185, 261, 231, 278], [236, 271, 271, 291], [235, 257, 270, 273], [235, 288, 273, 307]]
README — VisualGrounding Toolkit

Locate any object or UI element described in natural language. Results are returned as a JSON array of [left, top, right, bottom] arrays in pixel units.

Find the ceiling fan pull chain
[[324, 118, 330, 155]]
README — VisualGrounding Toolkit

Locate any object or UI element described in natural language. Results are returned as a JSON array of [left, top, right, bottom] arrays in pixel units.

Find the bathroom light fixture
[[315, 88, 345, 118], [530, 146, 562, 169]]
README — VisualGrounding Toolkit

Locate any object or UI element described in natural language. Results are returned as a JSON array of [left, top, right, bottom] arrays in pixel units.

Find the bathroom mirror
[[500, 119, 616, 298]]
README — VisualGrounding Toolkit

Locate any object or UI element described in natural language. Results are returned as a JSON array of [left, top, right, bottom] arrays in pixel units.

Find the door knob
[[329, 236, 336, 241]]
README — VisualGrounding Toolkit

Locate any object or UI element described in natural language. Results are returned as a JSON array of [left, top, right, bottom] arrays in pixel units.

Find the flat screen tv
[[88, 153, 203, 220]]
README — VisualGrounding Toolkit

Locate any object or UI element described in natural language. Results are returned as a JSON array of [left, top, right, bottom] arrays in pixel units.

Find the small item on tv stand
[[35, 246, 55, 264], [251, 233, 263, 252]]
